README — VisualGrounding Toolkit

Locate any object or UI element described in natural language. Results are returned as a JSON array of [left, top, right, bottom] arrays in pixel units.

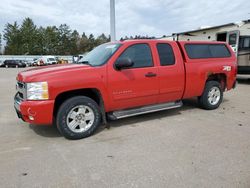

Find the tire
[[56, 96, 101, 139], [198, 81, 223, 110]]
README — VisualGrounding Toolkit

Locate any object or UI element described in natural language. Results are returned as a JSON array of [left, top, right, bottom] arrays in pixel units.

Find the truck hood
[[17, 64, 91, 82]]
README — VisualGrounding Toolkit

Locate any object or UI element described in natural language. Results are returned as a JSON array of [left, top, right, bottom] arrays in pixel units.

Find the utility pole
[[110, 0, 116, 41]]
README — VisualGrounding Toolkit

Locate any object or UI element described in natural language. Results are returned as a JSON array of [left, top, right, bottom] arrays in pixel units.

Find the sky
[[0, 0, 249, 40]]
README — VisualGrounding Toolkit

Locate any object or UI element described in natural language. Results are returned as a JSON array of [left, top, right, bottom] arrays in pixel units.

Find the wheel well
[[207, 73, 227, 91], [53, 88, 102, 117]]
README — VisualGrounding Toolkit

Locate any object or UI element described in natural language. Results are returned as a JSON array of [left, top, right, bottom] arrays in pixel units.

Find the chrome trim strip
[[16, 81, 27, 100], [14, 94, 22, 111]]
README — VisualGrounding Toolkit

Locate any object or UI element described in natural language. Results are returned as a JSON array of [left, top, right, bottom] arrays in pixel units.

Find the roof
[[118, 39, 160, 44], [178, 41, 228, 45], [114, 39, 227, 45], [173, 19, 250, 36]]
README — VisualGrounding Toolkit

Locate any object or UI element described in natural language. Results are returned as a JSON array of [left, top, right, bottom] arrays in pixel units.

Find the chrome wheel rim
[[208, 86, 221, 105], [66, 105, 95, 133]]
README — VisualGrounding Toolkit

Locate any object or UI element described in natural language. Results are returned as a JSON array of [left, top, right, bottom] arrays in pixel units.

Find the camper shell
[[171, 20, 250, 74]]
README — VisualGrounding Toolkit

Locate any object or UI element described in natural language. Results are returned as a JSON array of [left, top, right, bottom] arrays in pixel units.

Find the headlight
[[26, 82, 49, 100]]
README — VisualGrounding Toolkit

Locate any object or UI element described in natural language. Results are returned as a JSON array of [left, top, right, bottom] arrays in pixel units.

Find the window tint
[[209, 45, 231, 57], [118, 44, 153, 68], [156, 43, 175, 66], [185, 45, 211, 59], [185, 44, 231, 59]]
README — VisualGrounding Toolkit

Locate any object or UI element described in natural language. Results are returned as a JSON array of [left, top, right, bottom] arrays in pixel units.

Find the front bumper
[[14, 93, 55, 125]]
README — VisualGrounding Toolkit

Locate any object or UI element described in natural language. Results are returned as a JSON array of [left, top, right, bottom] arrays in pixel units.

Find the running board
[[107, 101, 183, 120]]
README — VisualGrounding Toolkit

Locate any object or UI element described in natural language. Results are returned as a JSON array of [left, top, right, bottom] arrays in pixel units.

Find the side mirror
[[115, 58, 134, 70]]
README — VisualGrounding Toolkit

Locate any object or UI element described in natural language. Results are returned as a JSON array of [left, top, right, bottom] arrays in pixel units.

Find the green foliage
[[3, 22, 21, 54], [3, 18, 111, 55], [19, 18, 39, 55]]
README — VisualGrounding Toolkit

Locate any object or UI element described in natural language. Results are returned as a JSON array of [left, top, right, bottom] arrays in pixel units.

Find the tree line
[[1, 18, 110, 55], [0, 17, 159, 55]]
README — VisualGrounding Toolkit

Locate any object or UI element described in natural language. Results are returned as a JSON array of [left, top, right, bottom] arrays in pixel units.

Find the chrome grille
[[18, 92, 24, 99], [16, 81, 26, 100], [17, 82, 24, 89]]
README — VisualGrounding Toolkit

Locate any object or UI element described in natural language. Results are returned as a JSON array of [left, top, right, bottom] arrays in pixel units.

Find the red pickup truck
[[14, 40, 237, 139]]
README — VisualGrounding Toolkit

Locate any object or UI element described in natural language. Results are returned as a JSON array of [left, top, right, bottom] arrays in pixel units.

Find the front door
[[107, 43, 159, 111]]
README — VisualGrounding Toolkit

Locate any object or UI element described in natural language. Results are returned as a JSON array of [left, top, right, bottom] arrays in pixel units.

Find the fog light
[[29, 116, 34, 121]]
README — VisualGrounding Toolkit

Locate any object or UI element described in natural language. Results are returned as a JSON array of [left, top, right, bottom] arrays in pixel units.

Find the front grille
[[18, 92, 24, 99], [17, 82, 24, 89], [16, 81, 26, 100]]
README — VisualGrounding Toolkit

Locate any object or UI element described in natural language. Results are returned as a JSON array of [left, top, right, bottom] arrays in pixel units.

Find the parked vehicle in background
[[3, 60, 26, 68], [41, 56, 57, 65], [74, 54, 87, 64], [32, 58, 39, 66], [56, 57, 68, 64], [31, 56, 56, 66], [0, 60, 4, 67], [24, 60, 33, 67], [78, 54, 85, 62], [32, 58, 45, 66], [14, 40, 237, 140]]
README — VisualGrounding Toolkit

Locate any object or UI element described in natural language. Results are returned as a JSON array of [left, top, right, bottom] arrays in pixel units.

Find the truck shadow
[[29, 124, 61, 138], [95, 98, 199, 133], [28, 98, 200, 138]]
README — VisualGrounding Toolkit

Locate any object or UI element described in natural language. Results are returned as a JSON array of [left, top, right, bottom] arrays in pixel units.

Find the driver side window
[[118, 44, 153, 68]]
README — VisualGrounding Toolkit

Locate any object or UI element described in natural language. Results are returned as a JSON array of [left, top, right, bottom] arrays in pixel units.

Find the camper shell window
[[185, 44, 231, 59]]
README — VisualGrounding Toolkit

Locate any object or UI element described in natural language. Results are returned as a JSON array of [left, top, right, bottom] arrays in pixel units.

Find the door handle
[[145, 72, 157, 77]]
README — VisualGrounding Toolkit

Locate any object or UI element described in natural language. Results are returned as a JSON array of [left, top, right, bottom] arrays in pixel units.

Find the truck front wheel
[[198, 81, 223, 110], [56, 96, 101, 139]]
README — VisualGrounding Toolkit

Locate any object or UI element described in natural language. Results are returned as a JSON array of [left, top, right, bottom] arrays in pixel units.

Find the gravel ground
[[0, 68, 250, 188]]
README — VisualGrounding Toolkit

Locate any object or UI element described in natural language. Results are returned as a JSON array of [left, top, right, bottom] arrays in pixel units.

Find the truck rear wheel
[[56, 96, 101, 139], [198, 81, 223, 110]]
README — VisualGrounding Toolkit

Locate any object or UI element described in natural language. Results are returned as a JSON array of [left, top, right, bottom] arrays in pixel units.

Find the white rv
[[171, 20, 250, 74]]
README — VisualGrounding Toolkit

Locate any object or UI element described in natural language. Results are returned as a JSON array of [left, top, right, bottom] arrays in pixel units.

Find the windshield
[[78, 43, 121, 66]]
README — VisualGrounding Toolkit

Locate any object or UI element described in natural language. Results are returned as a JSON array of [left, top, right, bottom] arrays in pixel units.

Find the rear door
[[227, 30, 240, 56], [107, 43, 159, 111], [155, 42, 185, 103]]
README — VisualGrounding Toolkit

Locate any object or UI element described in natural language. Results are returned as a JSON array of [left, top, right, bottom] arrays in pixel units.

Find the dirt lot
[[0, 68, 250, 188]]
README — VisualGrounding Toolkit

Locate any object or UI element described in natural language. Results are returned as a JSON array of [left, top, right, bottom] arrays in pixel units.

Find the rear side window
[[185, 44, 231, 59], [118, 44, 153, 68], [156, 43, 175, 66]]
